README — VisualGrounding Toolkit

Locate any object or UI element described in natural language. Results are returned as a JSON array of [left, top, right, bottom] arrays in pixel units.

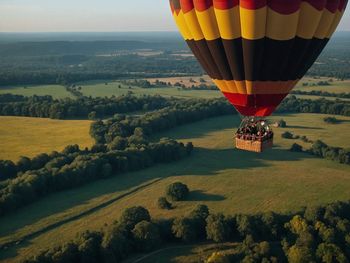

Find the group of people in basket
[[236, 119, 274, 142]]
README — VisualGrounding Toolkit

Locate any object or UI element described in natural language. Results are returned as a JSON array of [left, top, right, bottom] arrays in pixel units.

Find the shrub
[[323, 117, 340, 124], [166, 182, 189, 201], [132, 221, 161, 252], [281, 131, 294, 139], [278, 119, 287, 128], [290, 143, 303, 152], [120, 206, 150, 230], [157, 197, 172, 210]]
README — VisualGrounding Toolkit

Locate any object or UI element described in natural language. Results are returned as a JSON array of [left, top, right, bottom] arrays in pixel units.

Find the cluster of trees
[[309, 140, 350, 165], [0, 139, 193, 216], [0, 94, 172, 119], [90, 98, 235, 145], [324, 116, 341, 124], [289, 140, 350, 165], [277, 96, 350, 116], [291, 90, 350, 99], [24, 200, 350, 262]]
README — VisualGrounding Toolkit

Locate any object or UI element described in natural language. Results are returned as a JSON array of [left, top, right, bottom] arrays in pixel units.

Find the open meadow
[[1, 113, 350, 262], [0, 85, 74, 99], [1, 76, 349, 102], [0, 116, 93, 161]]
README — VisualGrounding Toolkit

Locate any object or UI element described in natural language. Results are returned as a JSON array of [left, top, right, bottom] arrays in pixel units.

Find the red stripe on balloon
[[222, 92, 287, 109], [268, 0, 301, 14], [193, 0, 213, 11], [325, 0, 340, 12], [240, 0, 267, 9], [213, 0, 239, 9], [233, 105, 278, 117], [339, 0, 348, 10], [303, 0, 327, 11], [180, 0, 195, 13]]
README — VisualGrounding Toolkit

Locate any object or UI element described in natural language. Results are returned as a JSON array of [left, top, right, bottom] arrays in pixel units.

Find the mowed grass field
[[0, 85, 74, 99], [1, 113, 350, 262], [0, 116, 93, 161]]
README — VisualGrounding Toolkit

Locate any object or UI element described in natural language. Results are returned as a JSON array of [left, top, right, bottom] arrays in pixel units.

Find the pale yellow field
[[0, 117, 94, 161]]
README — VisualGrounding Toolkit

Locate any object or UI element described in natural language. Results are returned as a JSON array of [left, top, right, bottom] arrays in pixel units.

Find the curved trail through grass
[[0, 178, 164, 251]]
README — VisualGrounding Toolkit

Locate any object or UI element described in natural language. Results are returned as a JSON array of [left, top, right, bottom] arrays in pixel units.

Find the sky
[[0, 0, 349, 32]]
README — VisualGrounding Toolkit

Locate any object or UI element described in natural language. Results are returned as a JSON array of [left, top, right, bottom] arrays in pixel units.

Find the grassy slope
[[0, 116, 93, 161], [0, 85, 73, 99], [1, 113, 350, 262]]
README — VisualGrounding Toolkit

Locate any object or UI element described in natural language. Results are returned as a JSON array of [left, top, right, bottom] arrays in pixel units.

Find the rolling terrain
[[1, 113, 350, 262]]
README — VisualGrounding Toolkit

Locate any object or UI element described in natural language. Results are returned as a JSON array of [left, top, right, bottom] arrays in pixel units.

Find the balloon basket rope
[[235, 116, 274, 153]]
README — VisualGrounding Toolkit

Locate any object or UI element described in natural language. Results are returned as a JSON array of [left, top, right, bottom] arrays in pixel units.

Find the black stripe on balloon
[[187, 37, 330, 81]]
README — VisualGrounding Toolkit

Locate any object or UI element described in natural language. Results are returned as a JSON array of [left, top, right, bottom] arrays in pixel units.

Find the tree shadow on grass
[[287, 125, 324, 130], [188, 190, 225, 202]]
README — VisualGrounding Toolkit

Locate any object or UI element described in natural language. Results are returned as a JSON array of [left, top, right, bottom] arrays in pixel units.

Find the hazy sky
[[0, 0, 349, 32]]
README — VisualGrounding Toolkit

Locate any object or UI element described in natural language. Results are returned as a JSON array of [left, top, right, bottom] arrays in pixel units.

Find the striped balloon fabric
[[170, 0, 348, 116]]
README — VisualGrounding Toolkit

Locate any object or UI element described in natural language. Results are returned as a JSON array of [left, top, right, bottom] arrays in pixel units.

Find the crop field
[[1, 113, 350, 262], [0, 85, 74, 99], [0, 116, 93, 161]]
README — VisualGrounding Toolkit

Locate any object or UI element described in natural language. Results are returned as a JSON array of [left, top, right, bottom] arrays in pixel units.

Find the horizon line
[[0, 30, 349, 34]]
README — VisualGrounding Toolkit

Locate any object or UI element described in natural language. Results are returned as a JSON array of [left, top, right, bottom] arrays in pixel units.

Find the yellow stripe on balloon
[[297, 2, 323, 39], [326, 10, 344, 38], [173, 11, 193, 41], [183, 9, 204, 41], [212, 79, 236, 94], [195, 7, 221, 41], [240, 6, 267, 40], [266, 9, 300, 41], [314, 9, 336, 39], [214, 6, 242, 40], [214, 80, 300, 95]]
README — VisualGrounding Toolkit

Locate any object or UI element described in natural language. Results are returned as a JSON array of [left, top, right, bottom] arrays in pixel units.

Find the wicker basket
[[235, 137, 273, 153]]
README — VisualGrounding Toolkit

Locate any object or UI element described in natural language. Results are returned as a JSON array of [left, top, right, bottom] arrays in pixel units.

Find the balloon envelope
[[170, 0, 348, 116]]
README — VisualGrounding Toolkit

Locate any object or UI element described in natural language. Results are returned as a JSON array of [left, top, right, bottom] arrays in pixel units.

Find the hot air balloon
[[169, 0, 348, 152]]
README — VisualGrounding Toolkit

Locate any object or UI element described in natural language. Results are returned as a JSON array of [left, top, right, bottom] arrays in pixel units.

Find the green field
[[79, 80, 222, 99], [0, 77, 348, 102], [0, 116, 93, 161], [295, 77, 350, 93], [0, 85, 74, 99], [1, 113, 350, 262], [78, 78, 349, 101]]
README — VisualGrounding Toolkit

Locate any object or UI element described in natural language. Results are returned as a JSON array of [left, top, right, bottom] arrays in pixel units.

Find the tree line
[[0, 139, 193, 217], [277, 96, 350, 116], [0, 94, 172, 119], [306, 140, 350, 165], [290, 90, 350, 99], [89, 98, 236, 145], [23, 200, 350, 262]]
